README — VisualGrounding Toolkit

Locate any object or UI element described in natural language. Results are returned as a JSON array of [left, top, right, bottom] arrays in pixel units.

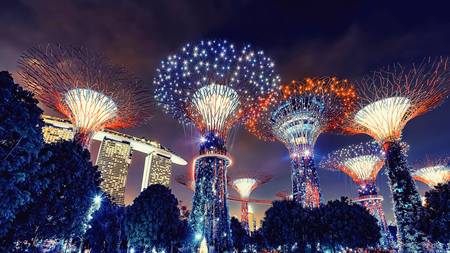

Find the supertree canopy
[[320, 142, 394, 248], [18, 44, 152, 146], [246, 77, 357, 207], [231, 175, 271, 232], [343, 57, 450, 252], [413, 157, 450, 188], [154, 39, 280, 252]]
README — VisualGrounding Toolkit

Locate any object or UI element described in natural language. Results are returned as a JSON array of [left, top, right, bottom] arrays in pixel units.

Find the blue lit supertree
[[343, 58, 450, 252], [320, 141, 394, 249], [154, 40, 280, 252], [246, 78, 357, 208]]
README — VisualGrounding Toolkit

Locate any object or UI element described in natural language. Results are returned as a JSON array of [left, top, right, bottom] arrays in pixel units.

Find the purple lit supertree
[[320, 141, 394, 248], [231, 175, 272, 232], [18, 44, 152, 147], [246, 77, 357, 208], [343, 57, 450, 252], [154, 39, 280, 252], [413, 157, 450, 188]]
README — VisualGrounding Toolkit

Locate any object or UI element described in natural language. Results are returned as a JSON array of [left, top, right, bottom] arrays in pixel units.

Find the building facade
[[42, 115, 75, 143], [141, 152, 172, 190]]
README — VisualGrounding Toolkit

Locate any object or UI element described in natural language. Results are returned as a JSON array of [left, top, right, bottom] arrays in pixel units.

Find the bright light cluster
[[18, 44, 153, 144], [320, 141, 385, 185], [246, 77, 357, 154], [346, 57, 450, 143], [154, 40, 280, 137], [232, 178, 257, 199], [413, 163, 450, 187]]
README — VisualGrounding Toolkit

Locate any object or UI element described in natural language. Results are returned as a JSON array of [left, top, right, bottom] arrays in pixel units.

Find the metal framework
[[154, 39, 279, 252], [246, 77, 357, 207], [18, 44, 152, 146]]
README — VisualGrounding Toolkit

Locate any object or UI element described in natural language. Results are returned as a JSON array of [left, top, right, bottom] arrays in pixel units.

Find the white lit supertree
[[231, 175, 271, 232], [154, 39, 279, 252], [18, 44, 153, 147], [320, 141, 394, 249], [246, 77, 357, 208], [343, 57, 450, 252], [413, 157, 450, 188]]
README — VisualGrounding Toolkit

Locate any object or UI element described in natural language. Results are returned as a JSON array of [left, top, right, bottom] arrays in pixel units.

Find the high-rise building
[[96, 138, 132, 205], [141, 152, 172, 189], [41, 115, 75, 143], [248, 205, 257, 233]]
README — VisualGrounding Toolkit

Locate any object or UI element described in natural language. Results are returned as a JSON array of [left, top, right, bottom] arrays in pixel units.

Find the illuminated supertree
[[18, 44, 152, 147], [413, 157, 450, 188], [246, 77, 357, 208], [343, 57, 450, 252], [320, 141, 394, 248], [154, 39, 279, 252], [231, 175, 272, 232]]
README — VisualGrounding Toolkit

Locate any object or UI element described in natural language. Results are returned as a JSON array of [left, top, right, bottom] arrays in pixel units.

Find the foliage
[[0, 71, 44, 239], [125, 184, 186, 252], [249, 229, 267, 253], [230, 217, 249, 252], [4, 141, 101, 250], [418, 182, 450, 245], [85, 198, 126, 253]]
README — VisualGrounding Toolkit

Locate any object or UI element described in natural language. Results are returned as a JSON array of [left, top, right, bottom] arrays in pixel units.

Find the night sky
[[2, 1, 450, 224]]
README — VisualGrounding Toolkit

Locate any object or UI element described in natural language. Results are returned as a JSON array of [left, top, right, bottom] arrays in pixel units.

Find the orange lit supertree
[[343, 57, 450, 252], [320, 141, 393, 248], [231, 175, 272, 232], [246, 77, 357, 208], [154, 40, 280, 252], [18, 44, 152, 147], [413, 157, 450, 188]]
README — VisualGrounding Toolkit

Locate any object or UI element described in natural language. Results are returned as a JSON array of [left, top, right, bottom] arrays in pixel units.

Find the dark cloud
[[1, 0, 450, 222]]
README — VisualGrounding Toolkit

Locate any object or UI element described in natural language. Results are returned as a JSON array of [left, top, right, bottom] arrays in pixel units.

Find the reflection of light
[[200, 136, 207, 143], [303, 149, 311, 157], [195, 233, 203, 241], [130, 248, 135, 253], [93, 195, 102, 205], [233, 178, 257, 199], [64, 88, 118, 131], [413, 165, 450, 187], [199, 238, 208, 253], [192, 84, 240, 132], [355, 97, 411, 142], [343, 155, 382, 180]]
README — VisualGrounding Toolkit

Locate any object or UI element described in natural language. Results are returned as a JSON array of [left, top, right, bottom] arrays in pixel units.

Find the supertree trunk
[[384, 140, 425, 252], [190, 155, 232, 252], [291, 156, 321, 208]]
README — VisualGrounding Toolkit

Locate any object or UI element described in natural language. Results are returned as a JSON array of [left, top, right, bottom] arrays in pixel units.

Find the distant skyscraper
[[141, 152, 172, 189], [248, 205, 257, 233], [96, 138, 133, 205], [42, 115, 75, 143]]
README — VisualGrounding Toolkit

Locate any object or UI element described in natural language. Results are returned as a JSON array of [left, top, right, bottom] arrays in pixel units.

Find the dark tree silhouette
[[4, 141, 101, 250], [320, 198, 381, 252], [85, 197, 126, 253], [0, 71, 44, 239], [249, 229, 267, 253], [125, 184, 186, 252], [230, 217, 249, 252], [418, 182, 449, 247]]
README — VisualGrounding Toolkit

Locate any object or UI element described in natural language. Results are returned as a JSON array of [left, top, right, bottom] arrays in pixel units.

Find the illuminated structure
[[247, 77, 357, 208], [41, 115, 187, 204], [247, 205, 257, 233], [155, 39, 279, 252], [231, 176, 271, 232], [18, 44, 152, 147], [343, 57, 450, 252], [42, 115, 75, 143], [413, 157, 450, 188], [320, 141, 393, 248]]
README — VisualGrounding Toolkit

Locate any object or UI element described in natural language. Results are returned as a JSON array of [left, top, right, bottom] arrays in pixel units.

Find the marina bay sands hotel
[[41, 115, 187, 205]]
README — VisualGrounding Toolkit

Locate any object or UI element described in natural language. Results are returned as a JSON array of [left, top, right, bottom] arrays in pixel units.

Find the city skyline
[[2, 1, 450, 225]]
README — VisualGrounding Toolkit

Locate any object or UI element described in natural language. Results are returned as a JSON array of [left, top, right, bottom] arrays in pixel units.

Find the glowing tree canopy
[[154, 39, 280, 139], [320, 141, 385, 195], [413, 157, 450, 187], [345, 57, 450, 144], [18, 44, 152, 146], [232, 178, 258, 199], [154, 39, 280, 252], [246, 77, 357, 207], [343, 57, 450, 252], [247, 77, 357, 155]]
